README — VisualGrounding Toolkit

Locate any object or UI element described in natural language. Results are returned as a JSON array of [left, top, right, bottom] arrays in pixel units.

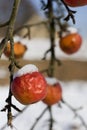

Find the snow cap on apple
[[11, 64, 47, 105], [45, 77, 59, 85], [67, 27, 77, 34], [62, 27, 77, 37], [13, 64, 38, 79]]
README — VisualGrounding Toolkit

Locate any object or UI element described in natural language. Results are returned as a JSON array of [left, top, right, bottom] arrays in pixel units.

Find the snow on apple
[[13, 64, 39, 79], [61, 27, 77, 38], [67, 27, 77, 34], [45, 77, 59, 85]]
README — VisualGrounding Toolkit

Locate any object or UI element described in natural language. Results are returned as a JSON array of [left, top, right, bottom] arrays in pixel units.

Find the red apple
[[11, 64, 47, 105], [63, 0, 87, 7], [59, 33, 82, 54]]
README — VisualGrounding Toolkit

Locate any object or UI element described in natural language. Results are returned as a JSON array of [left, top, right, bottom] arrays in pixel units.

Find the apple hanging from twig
[[59, 32, 82, 54], [42, 78, 62, 106], [11, 64, 47, 105]]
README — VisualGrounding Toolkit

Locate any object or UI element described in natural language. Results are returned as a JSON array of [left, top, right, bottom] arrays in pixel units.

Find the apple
[[11, 64, 47, 105], [59, 33, 82, 54], [4, 41, 27, 58], [63, 0, 87, 7], [42, 82, 62, 106]]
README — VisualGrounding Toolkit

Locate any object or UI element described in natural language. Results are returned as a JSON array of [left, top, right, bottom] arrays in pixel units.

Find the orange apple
[[59, 33, 82, 54], [4, 41, 27, 58]]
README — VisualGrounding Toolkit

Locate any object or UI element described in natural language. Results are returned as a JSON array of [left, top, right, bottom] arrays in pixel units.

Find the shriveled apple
[[42, 82, 62, 106], [11, 64, 47, 105]]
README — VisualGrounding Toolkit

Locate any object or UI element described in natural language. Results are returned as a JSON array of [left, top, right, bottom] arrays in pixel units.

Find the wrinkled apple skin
[[11, 72, 47, 105], [59, 33, 82, 54], [43, 83, 62, 106], [63, 0, 87, 7]]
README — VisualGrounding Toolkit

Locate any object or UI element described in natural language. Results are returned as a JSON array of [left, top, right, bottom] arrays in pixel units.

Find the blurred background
[[0, 0, 87, 84], [0, 1, 87, 130]]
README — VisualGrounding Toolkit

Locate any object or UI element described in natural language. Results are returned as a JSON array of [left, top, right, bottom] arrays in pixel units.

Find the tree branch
[[0, 0, 21, 127], [61, 99, 87, 129], [60, 0, 76, 24], [0, 21, 9, 28]]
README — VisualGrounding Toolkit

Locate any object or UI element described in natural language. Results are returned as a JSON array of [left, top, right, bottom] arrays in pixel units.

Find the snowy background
[[0, 1, 87, 129], [0, 80, 87, 130], [1, 35, 87, 61], [0, 35, 87, 130]]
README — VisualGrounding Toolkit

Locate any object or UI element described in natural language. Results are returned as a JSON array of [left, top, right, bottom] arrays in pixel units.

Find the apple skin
[[42, 83, 62, 106], [59, 33, 82, 54], [11, 72, 47, 105], [63, 0, 87, 7]]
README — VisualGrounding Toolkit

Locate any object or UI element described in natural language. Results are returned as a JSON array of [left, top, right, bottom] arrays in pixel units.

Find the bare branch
[[0, 38, 8, 57], [30, 107, 48, 130], [14, 21, 48, 38], [0, 0, 21, 127], [60, 0, 76, 24], [1, 106, 28, 130], [0, 21, 9, 28], [61, 99, 87, 129]]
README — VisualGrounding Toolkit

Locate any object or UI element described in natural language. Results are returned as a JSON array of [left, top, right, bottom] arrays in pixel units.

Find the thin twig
[[48, 106, 54, 130], [0, 21, 9, 28], [1, 106, 28, 130], [60, 0, 76, 24], [0, 38, 8, 57], [61, 99, 87, 129], [14, 21, 48, 37], [0, 0, 21, 127], [30, 107, 48, 130]]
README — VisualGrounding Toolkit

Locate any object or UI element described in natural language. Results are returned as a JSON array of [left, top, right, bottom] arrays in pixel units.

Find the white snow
[[1, 36, 87, 130], [61, 27, 78, 37], [67, 27, 77, 34], [45, 77, 59, 85], [13, 64, 38, 79], [0, 81, 87, 130]]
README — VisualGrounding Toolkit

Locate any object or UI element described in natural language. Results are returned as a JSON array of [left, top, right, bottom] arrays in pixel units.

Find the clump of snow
[[62, 27, 77, 37], [45, 77, 59, 85], [13, 64, 38, 79], [67, 27, 77, 34]]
